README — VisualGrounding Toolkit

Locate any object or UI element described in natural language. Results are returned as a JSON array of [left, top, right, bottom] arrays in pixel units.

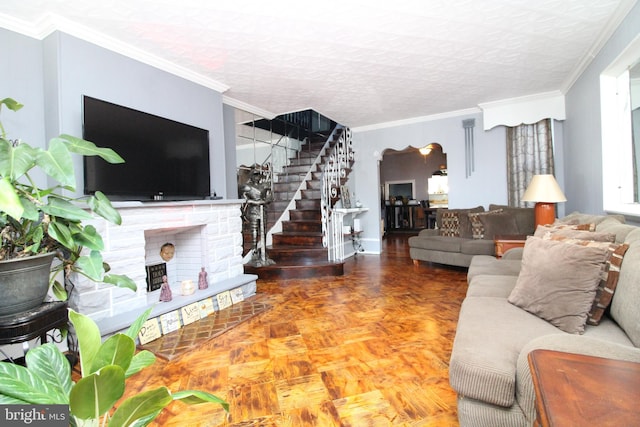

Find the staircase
[[243, 126, 352, 280]]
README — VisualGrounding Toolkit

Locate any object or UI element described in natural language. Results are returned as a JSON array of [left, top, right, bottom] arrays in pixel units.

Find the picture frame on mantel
[[340, 185, 351, 208]]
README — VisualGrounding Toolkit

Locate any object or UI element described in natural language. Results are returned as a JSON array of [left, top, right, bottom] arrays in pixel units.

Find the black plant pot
[[0, 252, 55, 315]]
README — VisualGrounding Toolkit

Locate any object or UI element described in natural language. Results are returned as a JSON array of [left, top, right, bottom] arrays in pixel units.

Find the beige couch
[[449, 212, 640, 426], [408, 205, 534, 267]]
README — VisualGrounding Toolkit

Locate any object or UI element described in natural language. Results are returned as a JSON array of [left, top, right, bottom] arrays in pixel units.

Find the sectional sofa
[[408, 204, 535, 267], [449, 212, 640, 426]]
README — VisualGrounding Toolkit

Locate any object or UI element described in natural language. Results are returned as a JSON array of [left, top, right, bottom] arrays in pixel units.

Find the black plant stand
[[0, 301, 68, 358]]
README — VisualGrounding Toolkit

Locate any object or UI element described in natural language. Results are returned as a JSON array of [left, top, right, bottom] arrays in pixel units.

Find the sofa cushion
[[408, 235, 465, 253], [437, 206, 484, 238], [610, 228, 640, 347], [460, 239, 495, 256], [559, 212, 625, 226], [440, 210, 461, 237], [449, 296, 560, 408], [467, 256, 522, 283], [479, 212, 519, 240], [534, 225, 614, 241], [586, 242, 629, 326], [489, 204, 536, 235], [507, 237, 612, 334], [467, 275, 518, 298], [468, 209, 503, 239]]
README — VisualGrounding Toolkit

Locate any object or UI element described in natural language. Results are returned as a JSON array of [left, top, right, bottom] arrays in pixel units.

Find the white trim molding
[[478, 91, 566, 131]]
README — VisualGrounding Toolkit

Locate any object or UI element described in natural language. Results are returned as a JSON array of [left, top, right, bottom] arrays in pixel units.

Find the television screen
[[83, 96, 211, 201]]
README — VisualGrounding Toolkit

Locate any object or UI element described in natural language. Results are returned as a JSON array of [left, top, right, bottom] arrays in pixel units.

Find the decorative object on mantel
[[198, 267, 209, 289], [340, 185, 352, 208], [0, 308, 229, 424], [463, 118, 476, 178], [522, 174, 567, 227], [0, 97, 136, 314], [145, 262, 167, 292], [239, 165, 275, 267], [159, 275, 172, 302], [181, 279, 195, 296], [160, 242, 175, 262]]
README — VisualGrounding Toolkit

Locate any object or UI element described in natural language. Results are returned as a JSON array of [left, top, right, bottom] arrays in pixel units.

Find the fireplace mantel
[[68, 199, 256, 336]]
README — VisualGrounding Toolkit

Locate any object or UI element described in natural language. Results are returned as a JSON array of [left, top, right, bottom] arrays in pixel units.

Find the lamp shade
[[522, 174, 567, 203]]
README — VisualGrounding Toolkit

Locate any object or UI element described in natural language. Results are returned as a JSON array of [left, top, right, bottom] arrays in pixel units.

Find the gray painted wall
[[564, 2, 640, 216], [352, 112, 508, 253], [1, 29, 228, 199]]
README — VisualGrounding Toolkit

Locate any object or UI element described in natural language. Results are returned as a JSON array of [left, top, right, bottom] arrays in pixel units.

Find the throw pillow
[[534, 226, 615, 242], [468, 209, 503, 239], [439, 211, 460, 237], [586, 242, 629, 325], [507, 237, 611, 334], [478, 212, 519, 240]]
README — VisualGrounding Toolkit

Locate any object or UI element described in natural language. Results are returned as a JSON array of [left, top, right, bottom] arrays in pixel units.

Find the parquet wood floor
[[123, 234, 468, 426]]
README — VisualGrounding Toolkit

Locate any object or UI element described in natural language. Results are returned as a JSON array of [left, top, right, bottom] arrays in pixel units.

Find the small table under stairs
[[331, 208, 368, 261]]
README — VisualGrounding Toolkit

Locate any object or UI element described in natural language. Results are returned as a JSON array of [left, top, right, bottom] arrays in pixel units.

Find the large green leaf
[[18, 195, 39, 221], [69, 310, 102, 377], [103, 274, 137, 292], [70, 365, 125, 420], [25, 343, 72, 401], [124, 307, 153, 340], [108, 387, 172, 427], [172, 390, 229, 411], [0, 177, 22, 219], [88, 191, 122, 225], [48, 221, 75, 250], [0, 359, 63, 404], [90, 334, 135, 375], [0, 138, 37, 180], [74, 250, 105, 282], [59, 134, 125, 164], [72, 224, 104, 251], [42, 197, 93, 221], [0, 97, 24, 112], [36, 138, 75, 187], [125, 351, 156, 378]]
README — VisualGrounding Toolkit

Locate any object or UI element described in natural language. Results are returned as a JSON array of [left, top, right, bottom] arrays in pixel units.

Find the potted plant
[[0, 97, 136, 314], [0, 307, 228, 426]]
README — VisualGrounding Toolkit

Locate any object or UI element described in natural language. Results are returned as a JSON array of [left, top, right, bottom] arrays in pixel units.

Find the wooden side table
[[528, 349, 640, 427], [493, 234, 527, 258]]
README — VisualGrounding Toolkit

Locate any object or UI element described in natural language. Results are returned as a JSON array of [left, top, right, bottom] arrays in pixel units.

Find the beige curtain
[[506, 119, 554, 207]]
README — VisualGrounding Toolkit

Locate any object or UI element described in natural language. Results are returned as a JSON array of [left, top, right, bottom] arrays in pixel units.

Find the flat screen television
[[83, 96, 211, 201]]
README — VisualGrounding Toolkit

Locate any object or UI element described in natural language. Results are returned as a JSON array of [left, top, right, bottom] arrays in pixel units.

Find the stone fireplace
[[68, 200, 256, 336]]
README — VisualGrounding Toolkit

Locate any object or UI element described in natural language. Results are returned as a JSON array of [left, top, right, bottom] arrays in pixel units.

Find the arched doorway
[[379, 144, 447, 234]]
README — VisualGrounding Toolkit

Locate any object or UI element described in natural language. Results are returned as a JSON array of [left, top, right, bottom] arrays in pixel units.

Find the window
[[601, 35, 640, 217]]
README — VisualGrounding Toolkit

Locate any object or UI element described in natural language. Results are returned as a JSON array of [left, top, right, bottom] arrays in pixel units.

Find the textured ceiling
[[0, 0, 636, 128]]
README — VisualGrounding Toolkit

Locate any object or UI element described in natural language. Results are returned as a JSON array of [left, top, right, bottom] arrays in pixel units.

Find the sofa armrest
[[515, 334, 640, 423], [417, 228, 439, 237], [502, 247, 524, 260]]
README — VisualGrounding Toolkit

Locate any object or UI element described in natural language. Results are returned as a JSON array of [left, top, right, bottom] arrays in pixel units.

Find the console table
[[0, 301, 68, 356], [331, 207, 368, 261], [528, 349, 640, 426]]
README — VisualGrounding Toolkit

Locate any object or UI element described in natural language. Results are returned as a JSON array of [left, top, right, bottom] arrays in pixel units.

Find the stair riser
[[282, 221, 322, 233], [272, 234, 324, 246], [296, 199, 321, 210], [289, 210, 321, 221]]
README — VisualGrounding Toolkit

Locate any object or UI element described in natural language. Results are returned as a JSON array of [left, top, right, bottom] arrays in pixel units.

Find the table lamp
[[522, 174, 567, 227]]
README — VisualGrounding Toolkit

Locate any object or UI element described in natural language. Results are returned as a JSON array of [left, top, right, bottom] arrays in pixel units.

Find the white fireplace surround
[[68, 199, 256, 336]]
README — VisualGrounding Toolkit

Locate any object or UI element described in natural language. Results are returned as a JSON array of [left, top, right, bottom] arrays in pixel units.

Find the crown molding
[[0, 12, 230, 94], [561, 0, 639, 93], [222, 95, 277, 120], [351, 107, 481, 133]]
